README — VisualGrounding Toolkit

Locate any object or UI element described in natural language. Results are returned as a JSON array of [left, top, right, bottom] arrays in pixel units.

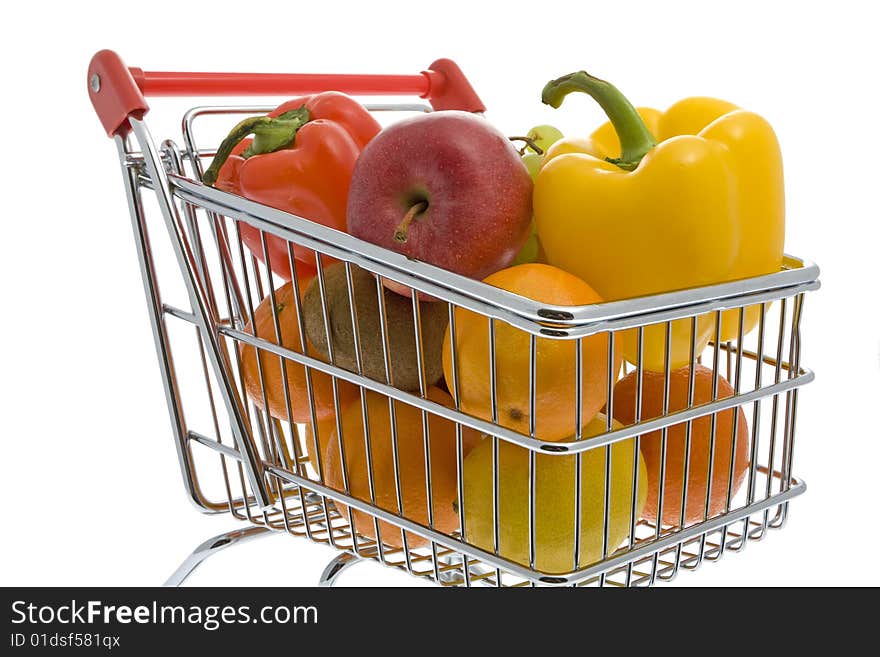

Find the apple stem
[[508, 136, 544, 155], [393, 202, 428, 243]]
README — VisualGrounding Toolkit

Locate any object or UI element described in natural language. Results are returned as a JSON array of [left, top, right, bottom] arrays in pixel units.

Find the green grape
[[513, 129, 556, 266], [513, 227, 540, 266], [522, 152, 542, 181], [525, 124, 564, 154]]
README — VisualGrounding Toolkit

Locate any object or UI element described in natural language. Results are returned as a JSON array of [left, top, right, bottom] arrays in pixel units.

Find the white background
[[1, 0, 877, 587]]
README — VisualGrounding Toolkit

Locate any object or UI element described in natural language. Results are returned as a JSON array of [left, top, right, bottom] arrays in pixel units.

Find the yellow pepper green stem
[[542, 72, 656, 171], [535, 73, 752, 371]]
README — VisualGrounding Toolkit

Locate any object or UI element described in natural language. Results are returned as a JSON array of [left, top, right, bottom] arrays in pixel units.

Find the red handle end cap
[[423, 59, 486, 113], [88, 50, 150, 137]]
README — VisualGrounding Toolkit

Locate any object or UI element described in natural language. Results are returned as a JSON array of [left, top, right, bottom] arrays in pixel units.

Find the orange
[[323, 387, 482, 549], [611, 365, 750, 527], [442, 263, 620, 441], [240, 278, 358, 423], [301, 415, 342, 476]]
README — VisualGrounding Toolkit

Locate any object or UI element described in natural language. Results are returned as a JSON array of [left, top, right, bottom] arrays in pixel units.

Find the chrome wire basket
[[89, 51, 820, 587]]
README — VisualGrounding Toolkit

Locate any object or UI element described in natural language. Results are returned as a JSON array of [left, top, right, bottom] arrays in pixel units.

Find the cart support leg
[[165, 526, 275, 586], [318, 552, 361, 587]]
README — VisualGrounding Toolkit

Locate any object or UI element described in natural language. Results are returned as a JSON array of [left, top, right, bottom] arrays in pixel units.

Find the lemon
[[461, 414, 647, 575]]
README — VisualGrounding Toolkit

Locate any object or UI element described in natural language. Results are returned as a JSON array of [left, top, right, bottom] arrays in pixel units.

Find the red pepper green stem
[[203, 106, 310, 185], [542, 71, 656, 171]]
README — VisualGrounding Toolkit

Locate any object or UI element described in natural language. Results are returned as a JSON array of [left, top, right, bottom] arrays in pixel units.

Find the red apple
[[346, 111, 533, 300]]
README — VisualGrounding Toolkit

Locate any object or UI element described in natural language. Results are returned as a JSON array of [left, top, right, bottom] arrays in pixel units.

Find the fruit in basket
[[512, 150, 542, 266], [618, 317, 716, 373], [521, 152, 542, 179], [301, 416, 342, 477], [512, 126, 562, 266], [611, 365, 749, 526], [324, 388, 482, 549], [524, 124, 565, 154], [240, 277, 359, 422], [461, 414, 647, 574], [511, 149, 543, 266], [346, 111, 533, 298], [301, 262, 448, 391], [443, 263, 620, 441], [204, 92, 382, 279], [534, 70, 787, 369], [511, 222, 543, 266]]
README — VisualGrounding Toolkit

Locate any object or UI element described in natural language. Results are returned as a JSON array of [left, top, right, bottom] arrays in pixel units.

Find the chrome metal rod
[[219, 323, 814, 455], [264, 460, 807, 586], [318, 552, 362, 587], [115, 135, 220, 514], [170, 175, 820, 338], [131, 118, 273, 510], [164, 526, 276, 586]]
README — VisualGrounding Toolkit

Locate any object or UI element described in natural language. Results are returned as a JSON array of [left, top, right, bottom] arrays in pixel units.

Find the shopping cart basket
[[88, 50, 820, 587]]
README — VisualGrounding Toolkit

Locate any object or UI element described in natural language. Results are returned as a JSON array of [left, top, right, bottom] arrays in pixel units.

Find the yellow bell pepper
[[534, 71, 785, 371]]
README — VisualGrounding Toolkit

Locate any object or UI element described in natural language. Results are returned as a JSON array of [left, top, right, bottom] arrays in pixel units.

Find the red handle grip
[[88, 50, 486, 137], [130, 70, 433, 98]]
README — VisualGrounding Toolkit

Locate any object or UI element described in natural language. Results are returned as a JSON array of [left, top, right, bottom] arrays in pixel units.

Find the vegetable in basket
[[534, 71, 785, 370], [204, 92, 381, 280]]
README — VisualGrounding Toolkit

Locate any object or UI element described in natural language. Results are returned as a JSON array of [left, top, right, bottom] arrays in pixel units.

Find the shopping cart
[[88, 50, 820, 587]]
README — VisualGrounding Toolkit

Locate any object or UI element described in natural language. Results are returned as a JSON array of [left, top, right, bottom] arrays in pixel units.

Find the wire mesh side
[[157, 195, 810, 586]]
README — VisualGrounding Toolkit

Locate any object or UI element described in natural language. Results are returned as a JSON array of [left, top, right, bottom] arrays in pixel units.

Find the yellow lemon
[[461, 414, 647, 575]]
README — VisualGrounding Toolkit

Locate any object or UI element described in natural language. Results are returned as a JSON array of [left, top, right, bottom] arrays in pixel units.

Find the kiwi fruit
[[302, 263, 448, 391]]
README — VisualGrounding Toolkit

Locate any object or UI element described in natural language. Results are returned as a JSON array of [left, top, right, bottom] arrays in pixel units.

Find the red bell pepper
[[204, 92, 381, 280]]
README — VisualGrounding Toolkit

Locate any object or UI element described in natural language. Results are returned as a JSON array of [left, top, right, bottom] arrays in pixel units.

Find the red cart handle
[[88, 49, 486, 138]]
